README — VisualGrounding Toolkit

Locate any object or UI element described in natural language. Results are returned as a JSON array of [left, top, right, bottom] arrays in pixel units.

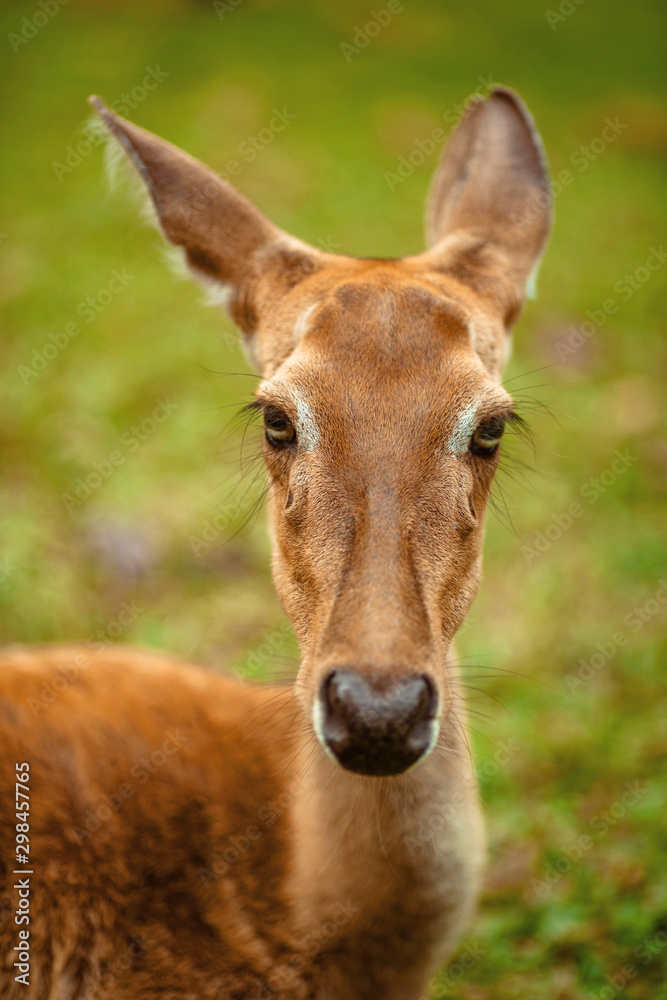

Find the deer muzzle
[[317, 669, 439, 776]]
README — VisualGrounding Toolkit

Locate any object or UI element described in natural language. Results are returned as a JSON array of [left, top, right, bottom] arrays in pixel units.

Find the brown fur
[[0, 87, 551, 998]]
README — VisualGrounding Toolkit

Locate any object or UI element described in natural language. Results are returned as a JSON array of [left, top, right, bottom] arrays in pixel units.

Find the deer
[[0, 85, 551, 999]]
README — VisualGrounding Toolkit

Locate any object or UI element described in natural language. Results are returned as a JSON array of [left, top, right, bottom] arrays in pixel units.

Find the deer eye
[[263, 408, 296, 448], [470, 418, 505, 457]]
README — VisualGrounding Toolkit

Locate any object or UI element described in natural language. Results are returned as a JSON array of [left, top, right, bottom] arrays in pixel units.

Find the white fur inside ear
[[504, 335, 513, 367], [160, 243, 251, 362], [80, 114, 126, 195], [158, 244, 234, 311], [199, 277, 234, 310], [88, 112, 149, 210], [91, 113, 169, 249], [525, 260, 541, 300], [103, 128, 131, 195], [93, 120, 235, 308], [158, 243, 191, 282], [92, 112, 253, 366]]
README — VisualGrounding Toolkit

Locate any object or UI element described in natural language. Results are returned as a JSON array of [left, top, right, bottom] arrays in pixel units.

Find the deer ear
[[422, 86, 551, 328], [88, 96, 321, 357]]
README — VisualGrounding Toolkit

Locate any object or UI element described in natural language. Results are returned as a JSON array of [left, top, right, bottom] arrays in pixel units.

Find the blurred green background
[[0, 0, 665, 996]]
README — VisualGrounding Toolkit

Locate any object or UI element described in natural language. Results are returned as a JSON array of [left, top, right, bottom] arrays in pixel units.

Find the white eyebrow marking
[[447, 402, 479, 454], [294, 304, 316, 342], [293, 389, 319, 453]]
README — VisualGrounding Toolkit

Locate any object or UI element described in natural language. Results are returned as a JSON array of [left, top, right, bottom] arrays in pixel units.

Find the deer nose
[[318, 669, 438, 776]]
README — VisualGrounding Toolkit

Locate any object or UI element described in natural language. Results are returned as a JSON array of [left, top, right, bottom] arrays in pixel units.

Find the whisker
[[501, 362, 561, 388]]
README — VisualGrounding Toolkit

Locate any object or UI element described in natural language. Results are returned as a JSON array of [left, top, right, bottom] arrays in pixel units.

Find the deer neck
[[287, 699, 484, 991]]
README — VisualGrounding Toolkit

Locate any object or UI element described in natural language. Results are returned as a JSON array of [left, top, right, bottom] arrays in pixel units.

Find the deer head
[[90, 86, 550, 778]]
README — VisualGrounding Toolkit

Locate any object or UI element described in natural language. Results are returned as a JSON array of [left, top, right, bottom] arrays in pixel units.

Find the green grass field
[[1, 0, 665, 996]]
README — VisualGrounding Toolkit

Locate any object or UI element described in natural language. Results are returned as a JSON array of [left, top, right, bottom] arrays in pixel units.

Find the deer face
[[92, 85, 550, 776], [254, 266, 518, 774]]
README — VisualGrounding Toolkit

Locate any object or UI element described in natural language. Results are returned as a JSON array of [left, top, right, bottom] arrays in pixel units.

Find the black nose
[[319, 670, 438, 776]]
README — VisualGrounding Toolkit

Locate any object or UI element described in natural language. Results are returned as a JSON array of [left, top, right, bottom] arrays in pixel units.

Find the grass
[[1, 0, 665, 996]]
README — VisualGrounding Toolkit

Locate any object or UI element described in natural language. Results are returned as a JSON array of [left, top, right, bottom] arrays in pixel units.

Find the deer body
[[0, 646, 480, 998], [0, 86, 551, 997]]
